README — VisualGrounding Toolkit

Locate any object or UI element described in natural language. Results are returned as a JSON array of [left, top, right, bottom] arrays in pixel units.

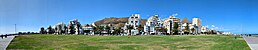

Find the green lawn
[[7, 34, 250, 50]]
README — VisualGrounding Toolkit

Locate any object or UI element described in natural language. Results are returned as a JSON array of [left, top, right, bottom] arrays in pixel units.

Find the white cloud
[[211, 25, 215, 27], [208, 25, 233, 31], [172, 13, 178, 16]]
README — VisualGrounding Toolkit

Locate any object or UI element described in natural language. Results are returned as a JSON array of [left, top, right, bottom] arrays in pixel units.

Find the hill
[[94, 17, 147, 28]]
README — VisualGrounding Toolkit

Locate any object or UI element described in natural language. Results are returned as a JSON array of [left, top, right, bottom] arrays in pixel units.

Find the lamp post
[[15, 24, 16, 34]]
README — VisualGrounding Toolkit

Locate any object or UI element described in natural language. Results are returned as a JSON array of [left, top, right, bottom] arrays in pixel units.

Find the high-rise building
[[163, 16, 181, 34], [124, 14, 140, 35], [144, 15, 162, 35], [192, 18, 202, 34]]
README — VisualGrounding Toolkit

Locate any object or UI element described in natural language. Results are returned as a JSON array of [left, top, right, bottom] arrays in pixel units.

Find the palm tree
[[69, 25, 75, 34], [64, 25, 68, 34], [54, 26, 58, 34], [57, 25, 62, 34], [40, 27, 45, 34], [76, 22, 81, 35], [47, 25, 54, 34], [127, 25, 134, 36]]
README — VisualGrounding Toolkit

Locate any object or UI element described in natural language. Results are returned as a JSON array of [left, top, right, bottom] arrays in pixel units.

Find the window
[[135, 21, 138, 23], [131, 21, 133, 23], [131, 17, 134, 18], [135, 17, 138, 18]]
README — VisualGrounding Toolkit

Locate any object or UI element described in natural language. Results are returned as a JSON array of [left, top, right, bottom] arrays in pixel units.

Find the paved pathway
[[243, 35, 258, 50], [0, 36, 15, 50]]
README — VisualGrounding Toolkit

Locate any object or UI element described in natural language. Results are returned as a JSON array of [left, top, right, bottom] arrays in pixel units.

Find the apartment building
[[124, 14, 140, 35], [144, 15, 162, 35], [192, 18, 202, 34]]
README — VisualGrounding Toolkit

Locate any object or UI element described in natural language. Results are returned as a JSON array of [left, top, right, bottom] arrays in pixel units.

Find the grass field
[[7, 34, 250, 50]]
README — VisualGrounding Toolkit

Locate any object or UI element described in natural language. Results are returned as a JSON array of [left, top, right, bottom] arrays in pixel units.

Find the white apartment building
[[82, 24, 94, 35], [163, 16, 181, 34], [192, 18, 202, 34], [124, 14, 140, 35], [144, 15, 162, 35]]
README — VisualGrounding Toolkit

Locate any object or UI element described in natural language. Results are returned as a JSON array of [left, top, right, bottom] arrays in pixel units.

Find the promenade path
[[0, 36, 15, 50], [243, 35, 258, 50]]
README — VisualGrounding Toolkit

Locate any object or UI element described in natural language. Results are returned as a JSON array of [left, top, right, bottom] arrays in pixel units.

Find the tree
[[105, 26, 111, 35], [137, 25, 144, 35], [113, 28, 121, 35], [40, 27, 45, 34], [93, 26, 98, 34], [209, 30, 216, 34], [54, 26, 58, 34], [191, 28, 195, 35], [47, 26, 54, 34], [76, 22, 82, 35], [69, 25, 75, 34], [96, 26, 104, 35], [57, 24, 62, 34], [63, 25, 68, 34], [173, 22, 179, 35], [155, 27, 160, 35], [160, 27, 168, 35], [127, 25, 134, 36], [184, 23, 190, 35]]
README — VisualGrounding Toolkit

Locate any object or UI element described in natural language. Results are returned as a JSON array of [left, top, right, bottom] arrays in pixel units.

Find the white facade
[[192, 18, 202, 33], [144, 15, 162, 35], [163, 16, 180, 34], [201, 26, 208, 33], [82, 25, 94, 35], [222, 32, 232, 35], [124, 14, 140, 35]]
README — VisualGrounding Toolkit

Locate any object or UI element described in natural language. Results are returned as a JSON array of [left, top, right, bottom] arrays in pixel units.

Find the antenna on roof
[[15, 24, 16, 34]]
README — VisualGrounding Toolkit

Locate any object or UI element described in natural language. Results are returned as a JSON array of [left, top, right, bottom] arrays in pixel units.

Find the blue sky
[[0, 0, 257, 34]]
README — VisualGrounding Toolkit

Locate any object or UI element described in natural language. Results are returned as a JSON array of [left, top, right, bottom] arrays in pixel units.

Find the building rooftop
[[181, 18, 190, 23]]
